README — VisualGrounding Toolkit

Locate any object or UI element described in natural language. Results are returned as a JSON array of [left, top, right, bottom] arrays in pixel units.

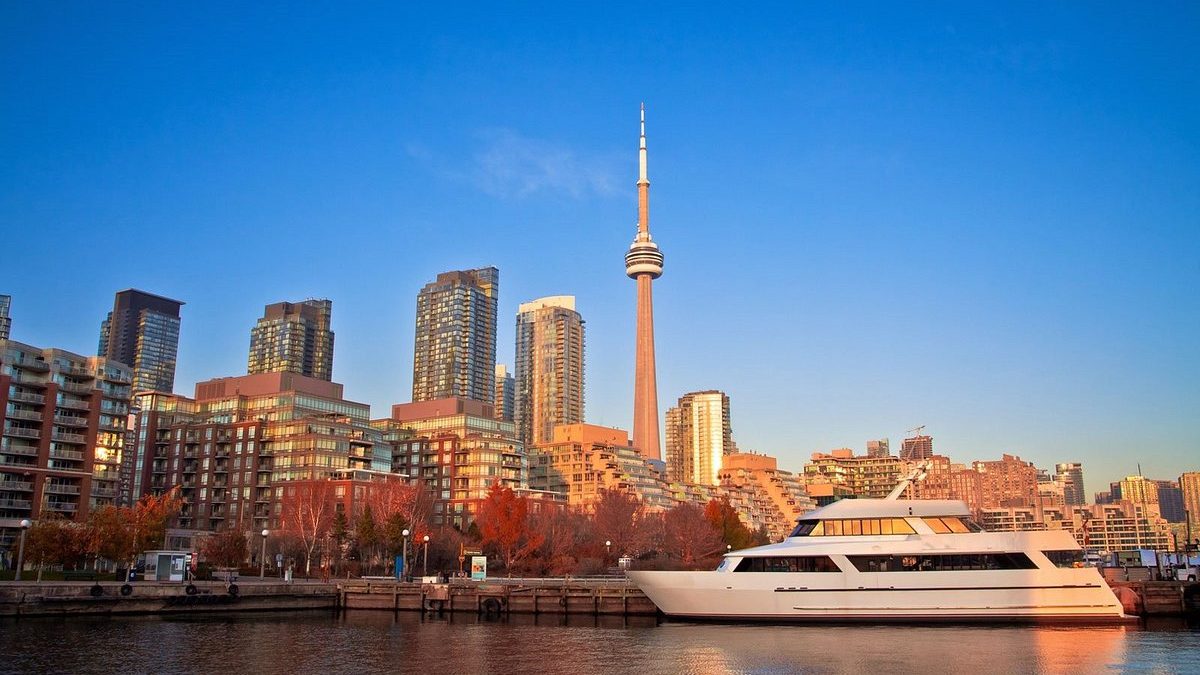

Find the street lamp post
[[422, 534, 430, 578], [260, 529, 269, 579], [15, 519, 31, 582], [605, 540, 611, 564], [401, 529, 410, 582]]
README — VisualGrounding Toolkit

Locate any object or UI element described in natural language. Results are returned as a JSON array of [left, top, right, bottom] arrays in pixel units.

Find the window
[[1043, 550, 1085, 568], [734, 556, 840, 573], [790, 518, 916, 537], [847, 553, 1038, 572]]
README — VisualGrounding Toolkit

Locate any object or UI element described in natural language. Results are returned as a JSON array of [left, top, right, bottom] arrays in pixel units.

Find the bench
[[63, 570, 98, 581]]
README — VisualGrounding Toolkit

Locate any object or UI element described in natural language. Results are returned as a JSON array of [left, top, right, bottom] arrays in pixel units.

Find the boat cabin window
[[921, 517, 982, 533], [734, 556, 840, 573], [790, 518, 917, 537], [847, 552, 1038, 572], [1042, 550, 1085, 568]]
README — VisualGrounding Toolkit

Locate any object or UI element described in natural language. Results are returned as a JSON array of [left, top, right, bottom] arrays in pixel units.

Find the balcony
[[5, 408, 43, 422], [3, 427, 40, 440], [43, 500, 79, 513], [0, 498, 32, 509], [11, 356, 50, 372], [102, 370, 132, 384], [91, 487, 119, 499], [52, 431, 87, 444], [8, 391, 45, 405], [56, 398, 90, 410], [54, 414, 89, 427], [49, 448, 84, 461], [43, 482, 81, 494], [0, 480, 33, 492]]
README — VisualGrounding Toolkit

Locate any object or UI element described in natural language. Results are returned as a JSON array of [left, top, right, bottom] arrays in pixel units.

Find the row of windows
[[734, 556, 840, 573], [791, 518, 917, 537], [848, 553, 1037, 572], [1043, 550, 1085, 568]]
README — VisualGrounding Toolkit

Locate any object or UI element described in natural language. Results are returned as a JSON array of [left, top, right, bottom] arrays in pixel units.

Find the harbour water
[[2, 611, 1197, 674]]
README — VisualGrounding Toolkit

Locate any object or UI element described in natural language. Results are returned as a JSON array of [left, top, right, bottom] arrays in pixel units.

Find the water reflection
[[0, 611, 1196, 674]]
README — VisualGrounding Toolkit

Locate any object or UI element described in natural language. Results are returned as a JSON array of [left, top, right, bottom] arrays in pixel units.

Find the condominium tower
[[412, 267, 498, 404], [494, 365, 515, 423], [1054, 462, 1086, 506], [514, 296, 585, 447], [664, 390, 733, 485], [98, 289, 184, 393], [0, 295, 10, 340], [247, 298, 335, 381], [900, 434, 934, 461], [625, 105, 665, 460]]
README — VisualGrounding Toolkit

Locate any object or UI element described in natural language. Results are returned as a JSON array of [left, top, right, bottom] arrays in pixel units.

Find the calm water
[[2, 611, 1198, 674]]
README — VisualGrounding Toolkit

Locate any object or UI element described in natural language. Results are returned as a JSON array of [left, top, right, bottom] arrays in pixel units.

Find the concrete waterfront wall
[[1107, 581, 1200, 616], [0, 581, 338, 618], [337, 580, 659, 617]]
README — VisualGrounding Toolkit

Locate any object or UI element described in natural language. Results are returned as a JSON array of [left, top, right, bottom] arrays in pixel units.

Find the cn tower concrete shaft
[[625, 105, 664, 461]]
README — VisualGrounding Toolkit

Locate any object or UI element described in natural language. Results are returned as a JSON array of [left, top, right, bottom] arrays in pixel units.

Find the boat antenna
[[886, 459, 931, 500]]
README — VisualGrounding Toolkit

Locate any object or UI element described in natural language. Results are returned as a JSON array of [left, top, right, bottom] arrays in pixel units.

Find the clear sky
[[2, 3, 1197, 495]]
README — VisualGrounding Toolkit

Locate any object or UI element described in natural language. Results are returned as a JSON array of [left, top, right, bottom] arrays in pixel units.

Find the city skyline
[[2, 5, 1197, 493]]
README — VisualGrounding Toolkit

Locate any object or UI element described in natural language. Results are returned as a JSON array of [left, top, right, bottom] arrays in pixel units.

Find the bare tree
[[281, 482, 334, 575]]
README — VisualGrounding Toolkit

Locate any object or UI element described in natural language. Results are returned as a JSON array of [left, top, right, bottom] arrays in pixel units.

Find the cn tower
[[625, 104, 665, 461]]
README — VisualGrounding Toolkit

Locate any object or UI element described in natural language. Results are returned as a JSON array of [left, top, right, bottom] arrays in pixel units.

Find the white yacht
[[629, 474, 1131, 624]]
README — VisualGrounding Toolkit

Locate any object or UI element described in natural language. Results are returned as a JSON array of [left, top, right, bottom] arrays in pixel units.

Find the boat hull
[[627, 570, 1136, 625]]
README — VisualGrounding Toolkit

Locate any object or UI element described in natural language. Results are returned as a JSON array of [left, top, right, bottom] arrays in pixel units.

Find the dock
[[337, 578, 658, 616]]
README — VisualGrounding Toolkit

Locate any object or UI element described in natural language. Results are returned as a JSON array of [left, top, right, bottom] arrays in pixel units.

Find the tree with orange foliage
[[591, 488, 653, 559], [703, 497, 754, 550], [280, 481, 335, 575], [199, 527, 249, 574], [662, 502, 725, 568], [475, 481, 544, 574]]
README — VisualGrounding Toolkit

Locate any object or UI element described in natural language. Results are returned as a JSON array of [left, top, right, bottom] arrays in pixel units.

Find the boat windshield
[[789, 518, 917, 537]]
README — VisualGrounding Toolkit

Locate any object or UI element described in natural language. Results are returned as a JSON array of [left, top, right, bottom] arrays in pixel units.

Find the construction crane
[[906, 425, 926, 437]]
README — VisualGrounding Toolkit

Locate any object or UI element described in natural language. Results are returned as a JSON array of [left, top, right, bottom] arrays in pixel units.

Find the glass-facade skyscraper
[[664, 390, 733, 486], [247, 298, 334, 381], [514, 296, 584, 447], [98, 289, 184, 393], [411, 267, 498, 404]]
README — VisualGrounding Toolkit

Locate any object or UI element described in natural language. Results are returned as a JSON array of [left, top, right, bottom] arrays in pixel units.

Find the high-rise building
[[98, 289, 184, 393], [866, 439, 890, 458], [664, 390, 733, 486], [247, 298, 334, 381], [1181, 472, 1200, 533], [383, 397, 527, 528], [900, 434, 933, 461], [411, 267, 499, 404], [514, 296, 585, 447], [973, 454, 1040, 508], [625, 105, 665, 461], [1152, 479, 1186, 523], [0, 295, 11, 340], [1055, 462, 1086, 506], [1, 340, 132, 554], [493, 365, 515, 423], [1117, 475, 1158, 508]]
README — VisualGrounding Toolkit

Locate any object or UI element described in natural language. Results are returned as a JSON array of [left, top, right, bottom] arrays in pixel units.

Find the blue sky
[[2, 3, 1197, 494]]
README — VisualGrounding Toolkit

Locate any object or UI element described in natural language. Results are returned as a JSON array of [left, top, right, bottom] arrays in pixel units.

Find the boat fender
[[482, 597, 502, 615], [89, 584, 103, 598], [120, 584, 133, 597], [227, 583, 239, 597], [185, 583, 198, 596], [1112, 586, 1142, 615]]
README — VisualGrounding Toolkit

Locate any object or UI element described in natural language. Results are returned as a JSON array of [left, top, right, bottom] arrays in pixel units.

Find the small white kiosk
[[140, 550, 192, 582]]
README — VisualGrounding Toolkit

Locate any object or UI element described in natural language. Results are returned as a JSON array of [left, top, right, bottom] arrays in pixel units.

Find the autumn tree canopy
[[476, 481, 544, 574]]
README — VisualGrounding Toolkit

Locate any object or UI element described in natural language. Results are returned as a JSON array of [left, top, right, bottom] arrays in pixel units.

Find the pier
[[337, 578, 657, 616]]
